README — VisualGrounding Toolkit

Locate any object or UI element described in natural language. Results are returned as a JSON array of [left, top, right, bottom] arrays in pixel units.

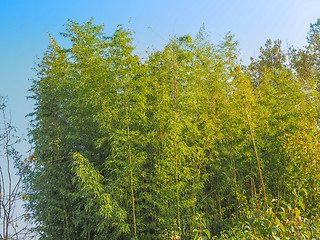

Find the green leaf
[[204, 229, 211, 239]]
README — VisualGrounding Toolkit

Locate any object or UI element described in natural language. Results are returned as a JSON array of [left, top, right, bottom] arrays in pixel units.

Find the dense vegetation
[[22, 19, 320, 239]]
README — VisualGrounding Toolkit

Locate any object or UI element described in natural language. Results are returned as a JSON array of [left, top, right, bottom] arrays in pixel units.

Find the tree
[[24, 18, 320, 239], [0, 96, 35, 239]]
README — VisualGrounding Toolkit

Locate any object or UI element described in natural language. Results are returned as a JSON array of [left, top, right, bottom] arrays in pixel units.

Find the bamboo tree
[[24, 18, 320, 240], [26, 19, 118, 239]]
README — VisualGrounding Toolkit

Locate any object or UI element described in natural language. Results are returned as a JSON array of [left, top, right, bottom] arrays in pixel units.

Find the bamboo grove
[[23, 19, 320, 239]]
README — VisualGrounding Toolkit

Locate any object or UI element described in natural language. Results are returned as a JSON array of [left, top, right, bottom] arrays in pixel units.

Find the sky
[[1, 0, 320, 142]]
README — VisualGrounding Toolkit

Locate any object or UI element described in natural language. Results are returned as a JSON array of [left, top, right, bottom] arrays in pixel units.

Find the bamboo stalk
[[246, 112, 268, 208], [172, 44, 181, 230], [126, 103, 137, 236]]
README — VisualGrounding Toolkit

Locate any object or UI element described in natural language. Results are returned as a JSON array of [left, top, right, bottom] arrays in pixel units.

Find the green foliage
[[211, 188, 320, 240], [72, 153, 129, 236], [24, 18, 320, 239]]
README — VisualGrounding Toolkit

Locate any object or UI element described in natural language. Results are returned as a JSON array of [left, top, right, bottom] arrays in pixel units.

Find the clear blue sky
[[1, 0, 320, 148]]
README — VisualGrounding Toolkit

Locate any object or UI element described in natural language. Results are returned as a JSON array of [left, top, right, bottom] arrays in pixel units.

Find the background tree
[[0, 96, 35, 239]]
